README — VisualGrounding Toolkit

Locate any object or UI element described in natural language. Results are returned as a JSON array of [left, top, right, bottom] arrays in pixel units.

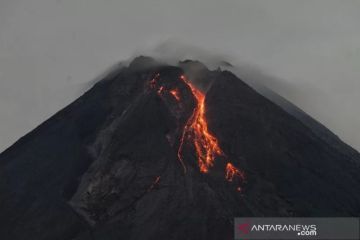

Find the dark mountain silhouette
[[0, 57, 359, 240]]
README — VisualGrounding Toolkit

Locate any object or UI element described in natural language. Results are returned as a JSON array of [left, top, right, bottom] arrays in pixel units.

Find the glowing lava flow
[[170, 89, 181, 101], [147, 176, 161, 192], [177, 75, 224, 173], [150, 73, 245, 186], [225, 163, 245, 182]]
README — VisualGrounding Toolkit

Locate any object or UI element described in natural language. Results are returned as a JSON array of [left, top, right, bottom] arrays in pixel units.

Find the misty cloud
[[0, 0, 359, 152]]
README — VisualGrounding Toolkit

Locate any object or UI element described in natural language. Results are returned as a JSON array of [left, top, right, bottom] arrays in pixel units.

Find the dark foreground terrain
[[0, 57, 359, 240]]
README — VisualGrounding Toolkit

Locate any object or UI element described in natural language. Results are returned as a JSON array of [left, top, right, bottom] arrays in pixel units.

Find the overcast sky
[[0, 0, 360, 152]]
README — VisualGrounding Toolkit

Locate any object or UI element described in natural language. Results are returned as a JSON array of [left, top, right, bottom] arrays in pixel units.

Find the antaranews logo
[[234, 218, 359, 240], [238, 223, 317, 236]]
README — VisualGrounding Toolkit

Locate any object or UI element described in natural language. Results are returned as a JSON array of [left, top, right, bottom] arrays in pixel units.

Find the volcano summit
[[0, 57, 359, 240]]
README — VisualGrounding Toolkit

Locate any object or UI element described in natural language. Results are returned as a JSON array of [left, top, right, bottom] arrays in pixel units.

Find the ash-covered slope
[[0, 57, 359, 240]]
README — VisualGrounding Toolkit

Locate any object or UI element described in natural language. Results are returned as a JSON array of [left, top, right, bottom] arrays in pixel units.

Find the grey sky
[[0, 0, 360, 152]]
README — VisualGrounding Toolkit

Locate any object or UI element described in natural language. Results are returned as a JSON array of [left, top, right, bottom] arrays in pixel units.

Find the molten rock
[[0, 57, 359, 240]]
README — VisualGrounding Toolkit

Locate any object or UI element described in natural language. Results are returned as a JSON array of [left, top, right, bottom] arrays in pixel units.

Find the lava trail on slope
[[150, 73, 245, 186]]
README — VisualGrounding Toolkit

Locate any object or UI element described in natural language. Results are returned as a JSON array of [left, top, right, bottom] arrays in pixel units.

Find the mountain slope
[[0, 57, 359, 240]]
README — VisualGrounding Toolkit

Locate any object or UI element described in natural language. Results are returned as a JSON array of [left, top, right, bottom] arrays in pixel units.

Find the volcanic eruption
[[177, 74, 227, 174], [0, 56, 359, 240], [151, 72, 245, 187]]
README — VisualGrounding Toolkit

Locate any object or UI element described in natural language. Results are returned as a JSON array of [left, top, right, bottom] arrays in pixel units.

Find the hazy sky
[[0, 0, 360, 152]]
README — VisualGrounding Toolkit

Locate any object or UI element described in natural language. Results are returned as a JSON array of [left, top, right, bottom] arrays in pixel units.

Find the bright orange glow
[[178, 75, 223, 173], [148, 73, 245, 189], [225, 163, 245, 182], [170, 89, 181, 101]]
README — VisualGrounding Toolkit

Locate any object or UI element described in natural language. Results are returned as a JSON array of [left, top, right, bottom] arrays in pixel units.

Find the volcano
[[0, 57, 359, 240]]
